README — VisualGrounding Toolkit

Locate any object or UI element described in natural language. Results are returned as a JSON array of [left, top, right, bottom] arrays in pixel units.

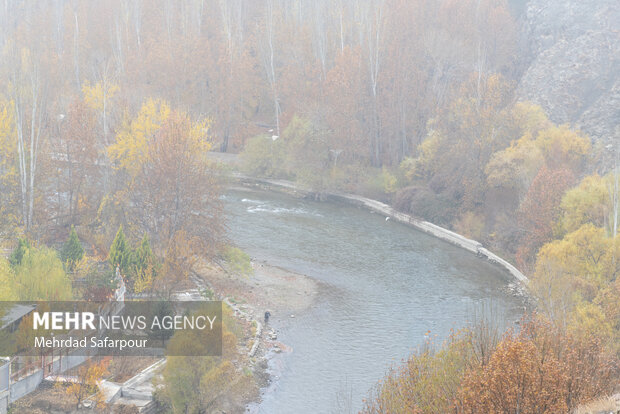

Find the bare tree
[[11, 48, 48, 231], [132, 0, 142, 49], [72, 7, 81, 88], [263, 0, 280, 137], [363, 0, 384, 166]]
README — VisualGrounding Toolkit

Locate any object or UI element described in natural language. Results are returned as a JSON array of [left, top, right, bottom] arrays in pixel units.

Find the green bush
[[223, 246, 253, 277], [240, 134, 288, 178]]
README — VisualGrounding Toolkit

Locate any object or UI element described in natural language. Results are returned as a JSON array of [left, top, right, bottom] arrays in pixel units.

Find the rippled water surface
[[224, 188, 524, 414]]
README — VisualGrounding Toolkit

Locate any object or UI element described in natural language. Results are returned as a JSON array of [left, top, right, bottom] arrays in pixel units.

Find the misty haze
[[0, 0, 618, 413]]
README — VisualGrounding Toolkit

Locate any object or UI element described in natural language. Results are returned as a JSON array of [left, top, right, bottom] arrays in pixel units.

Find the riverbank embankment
[[230, 173, 528, 285]]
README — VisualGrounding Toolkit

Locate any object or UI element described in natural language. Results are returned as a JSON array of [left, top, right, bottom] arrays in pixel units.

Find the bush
[[222, 246, 252, 277], [453, 211, 485, 241], [240, 134, 288, 178], [393, 185, 458, 226]]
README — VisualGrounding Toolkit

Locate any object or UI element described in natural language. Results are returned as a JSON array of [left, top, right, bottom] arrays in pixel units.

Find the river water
[[224, 188, 524, 414]]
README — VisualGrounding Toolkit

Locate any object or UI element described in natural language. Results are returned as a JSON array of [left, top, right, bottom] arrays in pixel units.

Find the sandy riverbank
[[194, 258, 319, 317], [192, 257, 319, 411]]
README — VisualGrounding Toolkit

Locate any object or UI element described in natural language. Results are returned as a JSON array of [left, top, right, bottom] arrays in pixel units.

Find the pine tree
[[9, 238, 31, 267], [135, 234, 155, 272], [130, 234, 157, 293], [61, 225, 85, 271], [108, 225, 132, 275]]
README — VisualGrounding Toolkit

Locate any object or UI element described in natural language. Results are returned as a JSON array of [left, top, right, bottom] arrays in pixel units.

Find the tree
[[124, 110, 223, 289], [459, 317, 618, 413], [485, 136, 544, 197], [516, 166, 575, 270], [240, 134, 288, 178], [9, 238, 31, 267], [131, 234, 157, 293], [108, 225, 132, 276], [0, 257, 17, 301], [49, 98, 100, 226], [531, 224, 620, 326], [82, 77, 119, 146], [362, 335, 470, 414], [13, 246, 73, 301], [148, 301, 174, 346], [460, 332, 567, 413], [9, 47, 48, 231], [160, 313, 239, 413], [83, 268, 118, 302], [558, 174, 609, 235], [535, 125, 591, 172], [262, 0, 281, 138], [108, 99, 171, 179], [65, 359, 109, 410], [284, 115, 332, 191], [0, 100, 20, 235], [61, 225, 85, 271]]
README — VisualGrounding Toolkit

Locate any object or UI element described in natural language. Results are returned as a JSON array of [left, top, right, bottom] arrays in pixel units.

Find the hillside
[[517, 0, 620, 169]]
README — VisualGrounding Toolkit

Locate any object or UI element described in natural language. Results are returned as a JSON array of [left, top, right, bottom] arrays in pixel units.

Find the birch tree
[[10, 48, 47, 231], [364, 0, 384, 166], [263, 0, 281, 137]]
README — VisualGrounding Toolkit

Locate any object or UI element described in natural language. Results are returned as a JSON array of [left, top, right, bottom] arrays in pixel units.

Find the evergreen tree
[[9, 238, 31, 267], [135, 234, 155, 273], [61, 226, 85, 271], [108, 225, 132, 276]]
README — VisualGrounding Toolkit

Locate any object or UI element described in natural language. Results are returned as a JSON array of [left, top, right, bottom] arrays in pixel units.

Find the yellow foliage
[[569, 301, 614, 345], [402, 130, 440, 182], [558, 174, 609, 235], [532, 224, 619, 323], [536, 224, 614, 287], [14, 246, 74, 301], [535, 124, 591, 168], [0, 99, 16, 165], [380, 168, 398, 194], [0, 258, 16, 301], [510, 102, 551, 139], [108, 99, 171, 177], [66, 359, 109, 409], [108, 100, 212, 180], [189, 118, 214, 155], [485, 135, 544, 191], [133, 264, 154, 294], [82, 80, 119, 112]]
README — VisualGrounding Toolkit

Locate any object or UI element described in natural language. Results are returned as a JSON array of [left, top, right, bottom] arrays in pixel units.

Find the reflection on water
[[225, 188, 524, 414]]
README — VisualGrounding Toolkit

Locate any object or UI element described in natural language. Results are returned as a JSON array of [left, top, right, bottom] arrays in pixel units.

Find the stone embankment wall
[[234, 174, 528, 285]]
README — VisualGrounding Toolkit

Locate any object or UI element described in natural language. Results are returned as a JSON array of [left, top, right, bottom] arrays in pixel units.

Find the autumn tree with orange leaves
[[460, 317, 618, 414], [64, 358, 110, 410], [363, 315, 619, 414]]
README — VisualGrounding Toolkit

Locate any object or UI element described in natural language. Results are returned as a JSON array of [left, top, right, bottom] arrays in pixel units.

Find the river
[[224, 187, 525, 414]]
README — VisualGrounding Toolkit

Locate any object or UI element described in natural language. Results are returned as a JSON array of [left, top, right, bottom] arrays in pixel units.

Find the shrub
[[222, 246, 252, 277]]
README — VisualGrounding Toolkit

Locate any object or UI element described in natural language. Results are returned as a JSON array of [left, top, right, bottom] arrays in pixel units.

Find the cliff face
[[517, 0, 620, 169]]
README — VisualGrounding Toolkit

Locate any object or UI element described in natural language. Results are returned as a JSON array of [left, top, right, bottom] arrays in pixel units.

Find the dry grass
[[574, 394, 620, 414]]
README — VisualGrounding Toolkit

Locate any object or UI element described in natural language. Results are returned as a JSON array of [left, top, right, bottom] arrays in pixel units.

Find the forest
[[0, 0, 618, 413]]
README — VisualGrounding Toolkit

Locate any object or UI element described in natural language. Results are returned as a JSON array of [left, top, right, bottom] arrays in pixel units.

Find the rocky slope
[[517, 0, 619, 169]]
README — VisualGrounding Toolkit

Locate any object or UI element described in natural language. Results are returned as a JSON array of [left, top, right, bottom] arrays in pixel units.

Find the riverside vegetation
[[0, 0, 618, 412]]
